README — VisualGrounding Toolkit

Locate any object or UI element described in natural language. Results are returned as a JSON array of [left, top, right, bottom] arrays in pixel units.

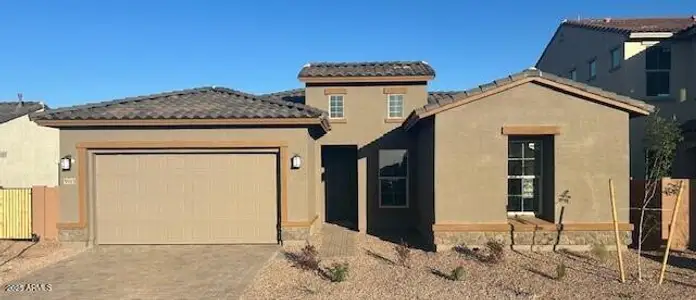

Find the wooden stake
[[609, 179, 626, 283], [659, 180, 685, 285]]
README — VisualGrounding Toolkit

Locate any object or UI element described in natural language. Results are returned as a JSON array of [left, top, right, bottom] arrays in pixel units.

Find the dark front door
[[322, 145, 358, 230]]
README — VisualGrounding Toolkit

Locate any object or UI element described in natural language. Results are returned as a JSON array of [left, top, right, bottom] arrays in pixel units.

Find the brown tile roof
[[564, 16, 696, 33], [427, 91, 464, 104], [31, 87, 327, 121], [407, 68, 653, 128], [298, 61, 435, 78], [0, 101, 44, 124]]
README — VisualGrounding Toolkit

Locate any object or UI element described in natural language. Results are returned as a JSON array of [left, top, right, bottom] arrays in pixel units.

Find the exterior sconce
[[60, 155, 72, 171], [291, 154, 302, 169]]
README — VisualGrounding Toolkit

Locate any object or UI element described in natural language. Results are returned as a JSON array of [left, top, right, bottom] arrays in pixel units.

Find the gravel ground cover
[[242, 234, 696, 300], [0, 240, 84, 285]]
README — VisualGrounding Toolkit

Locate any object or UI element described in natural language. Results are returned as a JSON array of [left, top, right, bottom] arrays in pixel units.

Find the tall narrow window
[[387, 94, 404, 119], [569, 69, 577, 81], [507, 139, 543, 215], [379, 149, 408, 208], [610, 47, 621, 69], [646, 46, 671, 97], [588, 59, 597, 80], [328, 95, 344, 119]]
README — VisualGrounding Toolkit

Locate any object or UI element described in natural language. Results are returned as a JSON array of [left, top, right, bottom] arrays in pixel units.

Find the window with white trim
[[646, 46, 671, 97], [328, 95, 344, 118], [387, 94, 404, 119], [610, 47, 621, 69], [379, 149, 408, 208]]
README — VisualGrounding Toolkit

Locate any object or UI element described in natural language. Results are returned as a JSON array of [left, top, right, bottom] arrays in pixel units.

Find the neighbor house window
[[387, 94, 404, 119], [379, 149, 408, 208], [568, 69, 577, 81], [610, 47, 621, 69], [646, 46, 671, 97], [507, 139, 543, 215], [588, 59, 597, 80], [328, 95, 344, 118]]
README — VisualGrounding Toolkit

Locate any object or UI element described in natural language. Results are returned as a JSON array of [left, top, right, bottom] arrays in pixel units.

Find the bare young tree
[[635, 110, 683, 281]]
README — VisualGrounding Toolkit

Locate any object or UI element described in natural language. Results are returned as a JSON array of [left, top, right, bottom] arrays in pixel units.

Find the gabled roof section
[[298, 61, 435, 82], [259, 88, 306, 104], [564, 16, 696, 34], [32, 87, 330, 130], [0, 101, 44, 124], [404, 68, 654, 130]]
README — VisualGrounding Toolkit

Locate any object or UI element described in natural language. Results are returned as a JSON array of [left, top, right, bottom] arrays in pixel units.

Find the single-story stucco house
[[30, 62, 653, 250], [0, 100, 59, 188]]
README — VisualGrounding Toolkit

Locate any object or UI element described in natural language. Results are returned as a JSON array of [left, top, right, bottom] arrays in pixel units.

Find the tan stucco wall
[[305, 84, 429, 230], [305, 85, 427, 146], [538, 27, 696, 179], [58, 127, 316, 224], [414, 117, 435, 236], [0, 114, 59, 187], [537, 25, 631, 95], [433, 82, 631, 224]]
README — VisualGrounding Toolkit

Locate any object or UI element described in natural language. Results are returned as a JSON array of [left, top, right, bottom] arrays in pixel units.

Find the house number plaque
[[63, 177, 76, 185]]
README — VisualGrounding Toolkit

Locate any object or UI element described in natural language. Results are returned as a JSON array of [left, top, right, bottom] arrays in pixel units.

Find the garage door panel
[[95, 153, 277, 244]]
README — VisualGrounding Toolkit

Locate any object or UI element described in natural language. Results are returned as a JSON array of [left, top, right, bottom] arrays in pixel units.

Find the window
[[610, 47, 621, 69], [646, 46, 671, 97], [379, 149, 408, 208], [387, 94, 404, 119], [328, 95, 344, 119], [568, 69, 577, 81], [507, 139, 543, 215], [588, 59, 597, 80]]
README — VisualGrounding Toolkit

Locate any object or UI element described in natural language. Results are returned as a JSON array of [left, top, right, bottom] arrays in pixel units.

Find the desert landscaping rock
[[242, 234, 696, 299], [0, 241, 84, 285]]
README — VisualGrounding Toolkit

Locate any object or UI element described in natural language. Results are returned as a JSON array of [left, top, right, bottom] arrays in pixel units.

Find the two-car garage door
[[94, 152, 278, 244]]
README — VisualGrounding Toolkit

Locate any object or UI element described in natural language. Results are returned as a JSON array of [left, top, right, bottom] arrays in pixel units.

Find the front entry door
[[322, 146, 358, 230]]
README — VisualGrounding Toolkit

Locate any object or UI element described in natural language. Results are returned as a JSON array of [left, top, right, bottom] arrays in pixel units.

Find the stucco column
[[358, 157, 367, 233]]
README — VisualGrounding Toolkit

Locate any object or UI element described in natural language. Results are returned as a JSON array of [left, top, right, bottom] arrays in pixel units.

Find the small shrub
[[590, 243, 610, 262], [453, 244, 481, 260], [556, 262, 567, 280], [394, 239, 412, 268], [326, 262, 349, 282], [484, 239, 505, 263], [450, 265, 466, 281], [295, 242, 321, 271]]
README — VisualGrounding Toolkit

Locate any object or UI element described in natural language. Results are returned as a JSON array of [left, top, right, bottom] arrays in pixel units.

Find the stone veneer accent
[[58, 228, 89, 242], [281, 227, 311, 241], [435, 230, 632, 250]]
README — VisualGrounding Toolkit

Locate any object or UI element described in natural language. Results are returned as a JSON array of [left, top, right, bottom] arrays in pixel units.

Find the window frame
[[568, 68, 577, 81], [609, 47, 621, 70], [386, 94, 405, 119], [378, 149, 409, 208], [507, 139, 544, 216], [588, 58, 597, 81], [645, 45, 671, 97], [328, 94, 344, 119]]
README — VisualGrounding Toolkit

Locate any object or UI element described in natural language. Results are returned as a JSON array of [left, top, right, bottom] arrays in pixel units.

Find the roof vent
[[302, 63, 311, 68], [527, 67, 538, 71], [692, 15, 696, 21], [421, 60, 430, 65], [604, 17, 612, 23], [16, 93, 23, 108]]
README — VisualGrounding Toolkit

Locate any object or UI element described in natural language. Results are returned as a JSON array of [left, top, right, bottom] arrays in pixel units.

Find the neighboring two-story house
[[31, 61, 652, 251], [536, 17, 696, 179], [0, 101, 59, 188]]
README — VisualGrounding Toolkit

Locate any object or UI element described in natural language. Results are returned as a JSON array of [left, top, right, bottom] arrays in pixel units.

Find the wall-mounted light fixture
[[291, 154, 302, 169], [60, 155, 72, 171]]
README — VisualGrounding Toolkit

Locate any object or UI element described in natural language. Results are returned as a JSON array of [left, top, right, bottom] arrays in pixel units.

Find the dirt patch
[[242, 235, 696, 299], [0, 240, 84, 285]]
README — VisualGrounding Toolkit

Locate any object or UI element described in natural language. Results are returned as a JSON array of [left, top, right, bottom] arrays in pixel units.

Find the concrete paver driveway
[[3, 245, 278, 300]]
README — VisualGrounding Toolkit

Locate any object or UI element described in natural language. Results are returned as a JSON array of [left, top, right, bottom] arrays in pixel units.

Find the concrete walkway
[[2, 245, 277, 300], [320, 224, 357, 257]]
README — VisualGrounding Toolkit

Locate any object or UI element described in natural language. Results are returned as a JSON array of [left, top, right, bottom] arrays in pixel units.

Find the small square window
[[610, 47, 621, 69], [588, 59, 597, 80], [328, 95, 344, 119], [387, 94, 404, 119]]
